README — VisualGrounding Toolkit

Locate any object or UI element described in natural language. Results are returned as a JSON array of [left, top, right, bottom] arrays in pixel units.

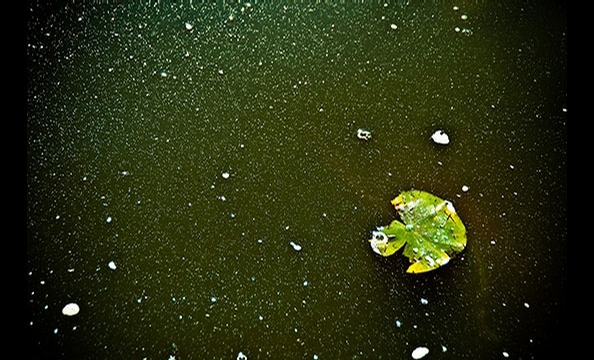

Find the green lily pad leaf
[[369, 190, 467, 273]]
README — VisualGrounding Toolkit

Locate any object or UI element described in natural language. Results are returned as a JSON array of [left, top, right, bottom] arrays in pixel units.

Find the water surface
[[27, 2, 566, 359]]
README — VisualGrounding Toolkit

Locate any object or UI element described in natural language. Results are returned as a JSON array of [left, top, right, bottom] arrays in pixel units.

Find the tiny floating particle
[[462, 185, 469, 192], [237, 351, 247, 360], [461, 14, 468, 20], [390, 23, 398, 30], [185, 22, 193, 30], [420, 298, 429, 305], [106, 216, 112, 223], [412, 346, 429, 359], [356, 128, 372, 141], [431, 130, 450, 145], [108, 261, 117, 270], [290, 241, 302, 251], [222, 172, 230, 179], [62, 303, 80, 316]]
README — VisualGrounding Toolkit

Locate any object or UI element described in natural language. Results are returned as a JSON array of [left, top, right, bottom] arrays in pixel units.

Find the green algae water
[[27, 2, 566, 359]]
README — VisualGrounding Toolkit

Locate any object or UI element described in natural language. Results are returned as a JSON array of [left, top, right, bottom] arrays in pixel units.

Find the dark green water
[[27, 1, 566, 359]]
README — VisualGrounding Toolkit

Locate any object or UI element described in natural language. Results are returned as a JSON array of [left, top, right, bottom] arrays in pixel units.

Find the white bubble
[[390, 24, 398, 30], [108, 261, 117, 270], [290, 241, 302, 251], [106, 216, 112, 223], [185, 22, 193, 30], [222, 172, 230, 179], [62, 303, 80, 316], [431, 130, 449, 145], [412, 346, 429, 359], [462, 185, 469, 192]]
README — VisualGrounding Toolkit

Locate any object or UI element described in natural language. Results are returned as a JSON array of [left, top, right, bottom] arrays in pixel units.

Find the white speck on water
[[431, 130, 450, 145], [455, 26, 461, 32], [218, 69, 224, 75], [356, 128, 372, 141], [390, 23, 398, 30], [509, 164, 515, 170], [237, 351, 247, 360], [442, 345, 448, 352], [222, 171, 230, 179], [160, 71, 167, 77], [108, 261, 117, 270], [461, 14, 468, 20], [303, 280, 309, 286], [395, 320, 402, 327], [290, 241, 302, 251], [218, 195, 227, 201], [106, 216, 112, 223], [502, 351, 509, 358], [210, 296, 217, 303], [258, 315, 264, 321], [411, 346, 429, 359], [313, 354, 319, 360], [420, 298, 429, 305], [490, 240, 496, 245], [524, 302, 530, 308], [185, 22, 193, 30], [462, 185, 469, 192], [62, 303, 80, 316], [55, 215, 60, 220]]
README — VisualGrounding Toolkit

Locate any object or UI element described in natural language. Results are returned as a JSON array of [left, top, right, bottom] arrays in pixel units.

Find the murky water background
[[27, 2, 566, 359]]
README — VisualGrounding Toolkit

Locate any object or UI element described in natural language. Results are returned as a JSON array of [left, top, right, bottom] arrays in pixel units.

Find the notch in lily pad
[[369, 190, 467, 273]]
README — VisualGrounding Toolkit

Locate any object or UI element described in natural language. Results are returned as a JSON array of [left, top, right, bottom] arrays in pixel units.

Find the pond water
[[26, 1, 566, 359]]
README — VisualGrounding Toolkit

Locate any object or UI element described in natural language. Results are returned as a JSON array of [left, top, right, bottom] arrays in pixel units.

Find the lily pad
[[369, 190, 467, 273]]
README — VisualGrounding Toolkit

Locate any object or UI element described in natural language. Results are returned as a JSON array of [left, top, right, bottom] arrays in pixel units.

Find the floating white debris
[[395, 320, 402, 327], [106, 216, 112, 223], [390, 23, 398, 30], [237, 351, 247, 360], [108, 261, 117, 270], [303, 280, 309, 287], [453, 6, 459, 11], [62, 303, 80, 316], [524, 302, 530, 308], [218, 69, 224, 75], [210, 296, 217, 303], [185, 22, 193, 30], [502, 351, 509, 358], [356, 128, 372, 141], [412, 346, 429, 359], [420, 298, 429, 305], [222, 172, 230, 179], [461, 14, 468, 20], [462, 185, 469, 192], [290, 241, 302, 251], [431, 130, 450, 145]]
